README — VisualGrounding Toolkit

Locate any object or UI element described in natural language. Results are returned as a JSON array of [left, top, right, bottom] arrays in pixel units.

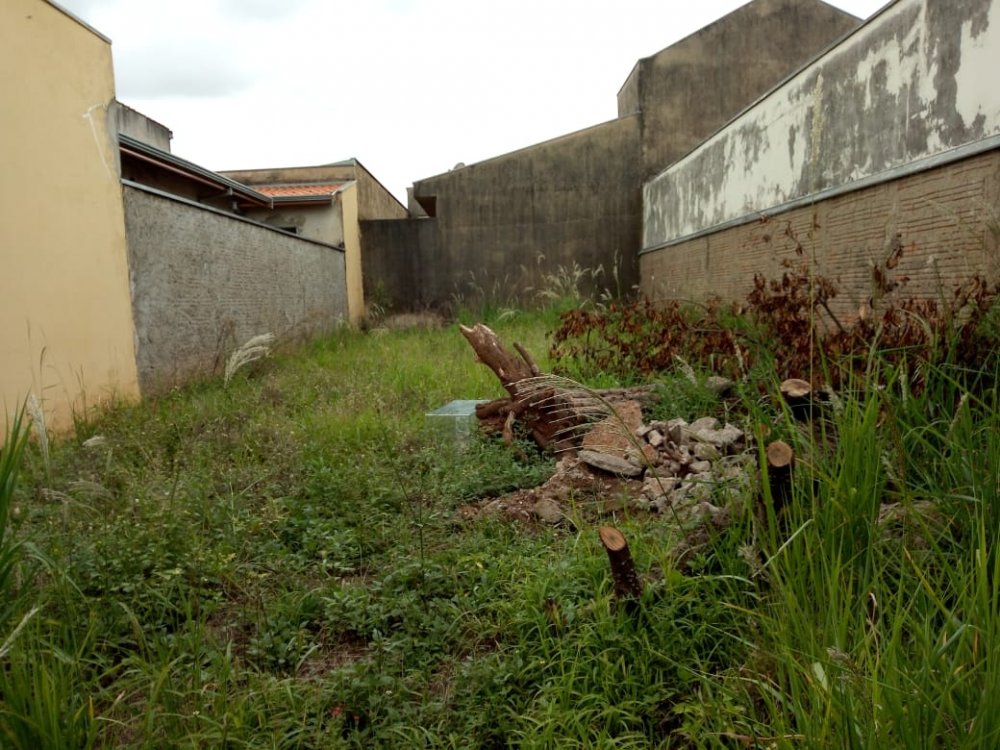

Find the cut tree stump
[[599, 526, 643, 612], [780, 378, 818, 420], [763, 439, 795, 512]]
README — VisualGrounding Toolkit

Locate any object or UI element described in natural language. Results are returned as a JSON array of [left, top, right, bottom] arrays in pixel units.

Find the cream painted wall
[[341, 184, 365, 325], [0, 0, 139, 430], [245, 198, 345, 247]]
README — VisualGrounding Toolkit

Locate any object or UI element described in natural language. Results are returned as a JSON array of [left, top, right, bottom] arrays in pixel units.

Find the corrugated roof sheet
[[255, 183, 343, 197]]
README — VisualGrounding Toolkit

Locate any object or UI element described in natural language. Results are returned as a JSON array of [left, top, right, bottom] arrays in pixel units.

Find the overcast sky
[[59, 0, 888, 203]]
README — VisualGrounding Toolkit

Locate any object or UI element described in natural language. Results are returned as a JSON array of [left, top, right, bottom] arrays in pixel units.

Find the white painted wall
[[643, 0, 1000, 249]]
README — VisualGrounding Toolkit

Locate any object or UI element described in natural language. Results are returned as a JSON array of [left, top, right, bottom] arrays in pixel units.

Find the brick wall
[[124, 184, 348, 393], [639, 148, 1000, 319]]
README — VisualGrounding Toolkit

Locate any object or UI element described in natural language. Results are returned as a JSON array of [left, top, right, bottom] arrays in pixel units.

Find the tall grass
[[2, 310, 1000, 746], [688, 357, 1000, 746], [1, 407, 32, 630]]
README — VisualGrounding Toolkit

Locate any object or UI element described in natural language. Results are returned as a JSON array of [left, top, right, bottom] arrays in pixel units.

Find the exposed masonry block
[[640, 149, 1000, 322]]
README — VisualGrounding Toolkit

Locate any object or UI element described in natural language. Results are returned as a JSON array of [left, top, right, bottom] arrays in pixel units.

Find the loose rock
[[578, 449, 645, 478], [532, 498, 565, 525]]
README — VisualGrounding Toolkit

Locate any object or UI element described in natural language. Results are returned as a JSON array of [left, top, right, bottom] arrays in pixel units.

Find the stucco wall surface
[[360, 219, 441, 310], [124, 185, 347, 393], [354, 166, 408, 221], [114, 102, 172, 151], [644, 0, 1000, 250], [408, 116, 643, 310], [629, 0, 860, 179], [1, 0, 139, 430], [243, 200, 345, 246]]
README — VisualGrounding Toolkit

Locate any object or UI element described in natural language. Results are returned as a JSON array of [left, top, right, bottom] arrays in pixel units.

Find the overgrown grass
[[2, 307, 1000, 747]]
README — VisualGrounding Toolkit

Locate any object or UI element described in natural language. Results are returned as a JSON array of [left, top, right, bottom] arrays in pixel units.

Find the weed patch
[[2, 297, 1000, 746]]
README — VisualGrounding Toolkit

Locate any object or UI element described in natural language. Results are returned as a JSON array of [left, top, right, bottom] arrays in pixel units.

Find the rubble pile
[[462, 401, 755, 529]]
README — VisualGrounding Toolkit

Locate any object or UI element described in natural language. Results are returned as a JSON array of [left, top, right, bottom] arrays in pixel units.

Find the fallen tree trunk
[[460, 323, 656, 451], [460, 323, 536, 396]]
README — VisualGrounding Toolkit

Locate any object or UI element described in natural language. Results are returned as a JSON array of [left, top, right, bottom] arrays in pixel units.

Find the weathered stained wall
[[623, 0, 860, 179], [360, 219, 441, 310], [642, 147, 1000, 320], [114, 101, 172, 151], [353, 164, 408, 221], [221, 161, 405, 323], [643, 0, 1000, 250], [1, 0, 139, 430], [374, 0, 859, 313], [124, 184, 347, 393], [407, 116, 643, 310]]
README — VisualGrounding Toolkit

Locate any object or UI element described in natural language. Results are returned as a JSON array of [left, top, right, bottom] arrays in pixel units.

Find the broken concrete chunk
[[581, 400, 644, 458], [713, 423, 745, 451], [578, 449, 645, 478], [643, 475, 679, 499], [693, 442, 720, 462], [689, 460, 713, 474], [625, 444, 659, 469], [532, 498, 565, 525], [650, 496, 671, 514], [665, 418, 688, 444], [688, 416, 719, 433], [688, 422, 744, 452], [647, 429, 665, 448], [680, 500, 723, 524], [662, 460, 683, 476]]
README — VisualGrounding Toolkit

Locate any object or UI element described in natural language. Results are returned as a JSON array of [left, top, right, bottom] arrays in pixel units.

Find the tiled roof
[[255, 183, 343, 197]]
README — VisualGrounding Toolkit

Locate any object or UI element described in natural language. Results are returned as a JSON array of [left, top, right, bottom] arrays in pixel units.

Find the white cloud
[[216, 0, 315, 22], [115, 41, 257, 99], [57, 0, 889, 201]]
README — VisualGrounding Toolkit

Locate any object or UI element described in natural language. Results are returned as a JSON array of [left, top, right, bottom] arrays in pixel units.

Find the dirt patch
[[458, 453, 647, 526], [298, 634, 370, 679]]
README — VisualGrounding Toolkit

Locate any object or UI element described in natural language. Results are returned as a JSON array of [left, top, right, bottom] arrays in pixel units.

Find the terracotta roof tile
[[255, 183, 343, 197]]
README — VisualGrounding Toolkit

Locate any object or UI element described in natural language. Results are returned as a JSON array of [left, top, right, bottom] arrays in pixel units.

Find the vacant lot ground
[[2, 306, 999, 748]]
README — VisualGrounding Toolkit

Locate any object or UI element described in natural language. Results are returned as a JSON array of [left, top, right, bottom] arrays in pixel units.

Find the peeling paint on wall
[[643, 0, 1000, 250]]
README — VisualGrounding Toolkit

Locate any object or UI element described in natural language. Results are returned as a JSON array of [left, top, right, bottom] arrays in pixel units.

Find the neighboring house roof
[[254, 182, 355, 206], [118, 134, 272, 210]]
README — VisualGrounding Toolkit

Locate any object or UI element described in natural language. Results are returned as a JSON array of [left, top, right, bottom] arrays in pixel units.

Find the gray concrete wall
[[360, 218, 441, 310], [369, 0, 858, 312], [617, 63, 641, 117], [124, 183, 347, 393], [643, 0, 1000, 251], [407, 116, 643, 310], [626, 0, 860, 179], [354, 163, 409, 221], [114, 101, 172, 151]]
